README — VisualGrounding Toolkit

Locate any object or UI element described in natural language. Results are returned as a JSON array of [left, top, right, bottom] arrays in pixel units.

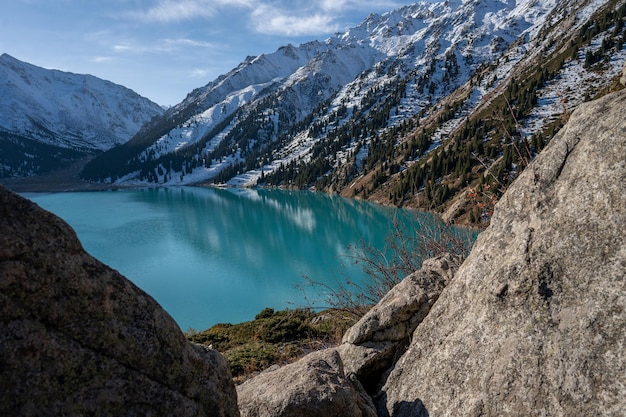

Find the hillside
[[81, 0, 626, 225], [0, 54, 163, 178]]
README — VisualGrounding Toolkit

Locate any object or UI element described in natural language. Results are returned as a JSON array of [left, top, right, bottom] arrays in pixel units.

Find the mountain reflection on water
[[28, 187, 473, 331]]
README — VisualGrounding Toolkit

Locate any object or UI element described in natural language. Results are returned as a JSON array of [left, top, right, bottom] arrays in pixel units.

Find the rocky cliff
[[0, 185, 239, 416], [237, 88, 626, 416]]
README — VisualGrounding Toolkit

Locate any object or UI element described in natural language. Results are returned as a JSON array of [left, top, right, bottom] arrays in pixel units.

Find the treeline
[[260, 68, 415, 188], [580, 2, 626, 69], [80, 96, 207, 181], [260, 49, 465, 190], [0, 131, 87, 178], [120, 85, 346, 185], [385, 66, 563, 217]]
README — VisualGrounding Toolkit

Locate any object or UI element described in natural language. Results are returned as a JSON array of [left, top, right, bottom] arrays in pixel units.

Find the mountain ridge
[[80, 1, 556, 177], [0, 53, 163, 178], [78, 0, 625, 225], [2, 1, 625, 225]]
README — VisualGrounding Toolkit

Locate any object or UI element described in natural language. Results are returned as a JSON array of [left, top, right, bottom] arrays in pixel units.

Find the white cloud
[[112, 37, 215, 54], [163, 38, 215, 48], [319, 0, 349, 12], [246, 0, 409, 36], [190, 68, 210, 78], [131, 0, 216, 22], [319, 0, 407, 13], [92, 56, 115, 63], [127, 0, 255, 23], [250, 4, 339, 36], [120, 0, 407, 37], [84, 29, 114, 43], [113, 44, 137, 53]]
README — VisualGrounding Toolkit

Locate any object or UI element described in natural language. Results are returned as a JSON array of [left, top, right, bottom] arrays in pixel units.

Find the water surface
[[28, 187, 457, 331]]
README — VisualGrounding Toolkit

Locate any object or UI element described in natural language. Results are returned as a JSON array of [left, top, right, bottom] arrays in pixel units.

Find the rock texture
[[0, 185, 239, 416], [338, 254, 460, 392], [236, 254, 460, 416], [237, 348, 376, 417], [378, 90, 626, 416]]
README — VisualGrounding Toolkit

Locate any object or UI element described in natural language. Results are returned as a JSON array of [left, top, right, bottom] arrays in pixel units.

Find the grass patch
[[186, 308, 358, 383]]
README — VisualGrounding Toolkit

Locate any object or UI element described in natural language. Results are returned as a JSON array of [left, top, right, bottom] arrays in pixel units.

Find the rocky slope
[[80, 0, 626, 226], [80, 0, 570, 186], [0, 185, 238, 416], [378, 80, 626, 417], [0, 53, 163, 178], [236, 86, 626, 415]]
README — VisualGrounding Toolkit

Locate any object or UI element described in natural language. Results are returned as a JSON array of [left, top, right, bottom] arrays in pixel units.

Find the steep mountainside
[[0, 54, 163, 178], [378, 86, 626, 417], [234, 87, 626, 417], [81, 0, 626, 224]]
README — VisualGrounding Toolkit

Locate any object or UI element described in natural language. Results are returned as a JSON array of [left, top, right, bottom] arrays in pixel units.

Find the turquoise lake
[[26, 187, 466, 331]]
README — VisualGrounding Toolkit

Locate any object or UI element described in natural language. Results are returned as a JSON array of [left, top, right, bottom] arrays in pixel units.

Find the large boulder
[[0, 185, 239, 416], [338, 254, 460, 392], [378, 90, 626, 415], [237, 348, 376, 417]]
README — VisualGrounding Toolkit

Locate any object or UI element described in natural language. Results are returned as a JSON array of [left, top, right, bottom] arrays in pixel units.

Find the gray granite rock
[[237, 348, 376, 417], [338, 254, 460, 392], [0, 185, 240, 417], [378, 90, 626, 416]]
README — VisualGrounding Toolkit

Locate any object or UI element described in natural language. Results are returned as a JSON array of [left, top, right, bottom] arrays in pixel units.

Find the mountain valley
[[2, 0, 625, 225]]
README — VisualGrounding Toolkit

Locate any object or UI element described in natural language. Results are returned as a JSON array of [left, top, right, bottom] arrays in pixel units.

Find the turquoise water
[[26, 187, 466, 331]]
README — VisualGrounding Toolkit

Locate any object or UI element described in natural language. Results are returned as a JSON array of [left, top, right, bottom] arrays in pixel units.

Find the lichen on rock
[[237, 348, 377, 417]]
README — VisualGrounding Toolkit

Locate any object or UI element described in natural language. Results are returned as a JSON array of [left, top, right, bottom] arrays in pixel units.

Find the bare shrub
[[300, 212, 476, 318]]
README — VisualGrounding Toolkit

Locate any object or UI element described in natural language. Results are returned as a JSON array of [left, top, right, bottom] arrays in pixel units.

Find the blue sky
[[1, 0, 411, 106]]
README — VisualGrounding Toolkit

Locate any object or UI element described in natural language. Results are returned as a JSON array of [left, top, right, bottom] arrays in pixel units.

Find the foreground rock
[[0, 185, 239, 416], [237, 348, 376, 417], [339, 254, 460, 392], [378, 90, 626, 416]]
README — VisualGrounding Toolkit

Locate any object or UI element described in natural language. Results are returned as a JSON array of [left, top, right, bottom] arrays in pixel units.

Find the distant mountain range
[[0, 53, 163, 177], [3, 0, 625, 225]]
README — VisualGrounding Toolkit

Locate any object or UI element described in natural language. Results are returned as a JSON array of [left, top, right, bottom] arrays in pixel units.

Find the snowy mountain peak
[[0, 54, 163, 152], [77, 0, 626, 226]]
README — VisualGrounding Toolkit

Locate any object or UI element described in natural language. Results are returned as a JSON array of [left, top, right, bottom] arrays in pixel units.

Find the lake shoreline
[[26, 187, 468, 331], [0, 156, 484, 230]]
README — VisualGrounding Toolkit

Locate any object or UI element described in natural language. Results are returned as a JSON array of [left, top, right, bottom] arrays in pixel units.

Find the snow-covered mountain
[[77, 0, 626, 223], [0, 53, 163, 177]]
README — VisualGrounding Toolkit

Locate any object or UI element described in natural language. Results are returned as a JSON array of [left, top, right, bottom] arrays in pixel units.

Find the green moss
[[186, 308, 356, 380]]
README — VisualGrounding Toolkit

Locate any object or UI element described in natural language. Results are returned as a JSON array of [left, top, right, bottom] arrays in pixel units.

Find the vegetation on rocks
[[299, 214, 475, 320], [187, 211, 475, 383], [187, 308, 358, 382]]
